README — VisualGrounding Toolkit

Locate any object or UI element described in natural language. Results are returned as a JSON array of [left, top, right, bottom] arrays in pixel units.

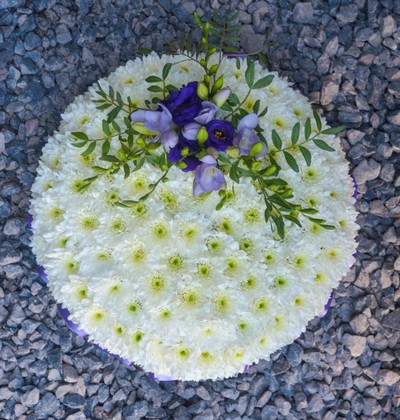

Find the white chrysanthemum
[[30, 53, 358, 381]]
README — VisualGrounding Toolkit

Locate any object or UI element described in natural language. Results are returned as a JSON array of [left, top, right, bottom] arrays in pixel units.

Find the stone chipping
[[0, 0, 399, 419]]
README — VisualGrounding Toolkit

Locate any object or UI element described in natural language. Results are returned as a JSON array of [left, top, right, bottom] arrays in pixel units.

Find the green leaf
[[138, 47, 152, 56], [107, 106, 121, 123], [111, 120, 121, 132], [257, 53, 269, 67], [307, 217, 327, 224], [100, 155, 121, 163], [229, 93, 241, 105], [145, 75, 163, 83], [71, 141, 87, 148], [313, 139, 336, 152], [102, 140, 110, 156], [299, 146, 312, 166], [91, 166, 108, 173], [72, 132, 89, 141], [220, 102, 233, 112], [291, 122, 300, 145], [252, 75, 274, 89], [145, 154, 159, 166], [215, 195, 227, 211], [81, 141, 96, 157], [116, 91, 123, 106], [102, 120, 111, 136], [147, 85, 164, 93], [300, 208, 319, 215], [162, 63, 172, 80], [263, 178, 288, 186], [303, 117, 311, 140], [271, 129, 282, 150], [313, 109, 322, 131], [258, 105, 268, 118], [269, 194, 292, 209], [321, 125, 346, 135], [166, 84, 178, 92], [229, 161, 240, 183], [123, 163, 130, 178], [284, 214, 302, 227], [96, 104, 112, 111], [108, 86, 115, 100], [236, 58, 241, 69], [245, 60, 255, 88], [264, 208, 270, 223], [127, 133, 134, 148], [237, 166, 255, 178], [283, 151, 299, 172], [320, 224, 335, 230], [253, 99, 260, 114], [222, 45, 237, 53], [115, 200, 138, 208], [272, 215, 285, 239]]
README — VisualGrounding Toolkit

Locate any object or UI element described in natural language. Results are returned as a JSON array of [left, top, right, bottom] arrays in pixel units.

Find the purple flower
[[194, 101, 218, 125], [234, 113, 267, 158], [160, 82, 202, 126], [204, 120, 235, 151], [168, 137, 201, 172], [182, 122, 201, 141], [130, 104, 178, 151], [193, 156, 226, 196]]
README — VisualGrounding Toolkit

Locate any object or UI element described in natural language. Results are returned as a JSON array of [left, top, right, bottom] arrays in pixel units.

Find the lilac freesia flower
[[193, 155, 226, 196], [204, 120, 235, 151], [212, 87, 231, 108], [194, 101, 218, 125], [182, 122, 201, 141], [131, 104, 179, 151], [234, 113, 268, 158], [160, 81, 202, 126]]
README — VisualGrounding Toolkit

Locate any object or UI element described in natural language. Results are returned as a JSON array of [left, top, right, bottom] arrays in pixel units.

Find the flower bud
[[212, 87, 231, 108], [197, 83, 209, 100], [136, 137, 146, 148], [181, 146, 190, 157], [251, 161, 262, 171], [211, 75, 224, 94], [250, 142, 264, 156], [204, 75, 211, 85], [281, 187, 294, 198], [197, 126, 209, 143], [263, 165, 277, 176], [117, 149, 126, 160], [177, 161, 188, 169], [209, 64, 219, 75], [132, 122, 158, 136], [225, 146, 240, 159]]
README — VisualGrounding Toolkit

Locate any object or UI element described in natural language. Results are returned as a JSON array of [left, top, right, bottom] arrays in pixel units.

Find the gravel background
[[1, 0, 399, 419]]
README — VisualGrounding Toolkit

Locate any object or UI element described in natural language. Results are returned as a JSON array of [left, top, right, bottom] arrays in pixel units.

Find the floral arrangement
[[30, 13, 358, 380]]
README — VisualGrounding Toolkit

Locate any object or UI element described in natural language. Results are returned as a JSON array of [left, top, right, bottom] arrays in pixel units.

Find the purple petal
[[194, 101, 218, 125], [237, 113, 258, 132], [130, 110, 148, 122], [182, 122, 201, 141], [200, 155, 217, 165], [193, 162, 225, 196], [144, 111, 163, 132], [160, 130, 179, 151]]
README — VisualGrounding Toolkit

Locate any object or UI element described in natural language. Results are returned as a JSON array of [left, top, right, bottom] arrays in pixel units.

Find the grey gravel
[[0, 0, 399, 419]]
